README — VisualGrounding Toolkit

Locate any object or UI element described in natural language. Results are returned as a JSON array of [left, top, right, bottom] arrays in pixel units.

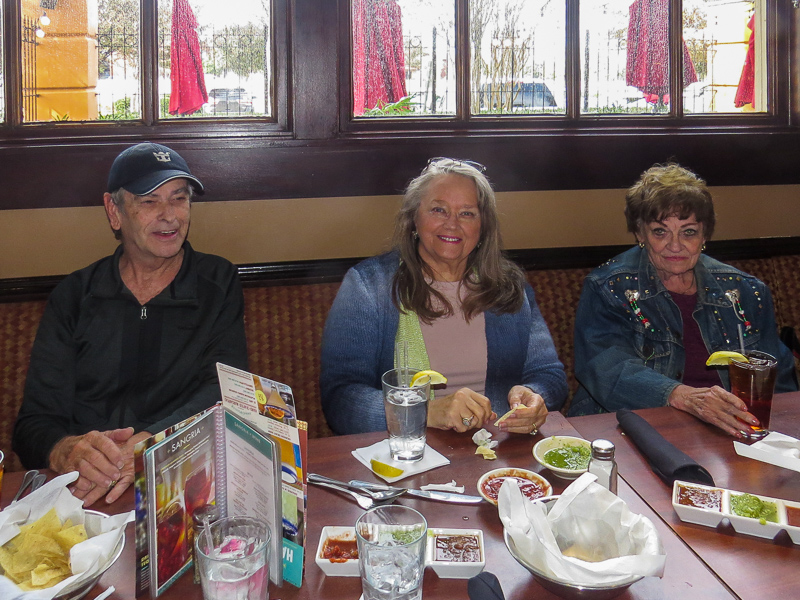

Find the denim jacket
[[569, 246, 797, 416]]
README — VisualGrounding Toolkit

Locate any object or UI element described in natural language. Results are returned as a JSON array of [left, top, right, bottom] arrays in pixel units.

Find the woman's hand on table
[[496, 385, 548, 434], [428, 388, 496, 432], [668, 384, 758, 438]]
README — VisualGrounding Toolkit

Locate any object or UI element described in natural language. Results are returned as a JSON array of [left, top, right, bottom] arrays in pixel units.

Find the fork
[[309, 473, 406, 503], [308, 478, 374, 509], [11, 470, 38, 503]]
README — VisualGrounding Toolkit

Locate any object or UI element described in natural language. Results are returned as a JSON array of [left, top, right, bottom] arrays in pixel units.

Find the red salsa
[[433, 534, 481, 563], [482, 473, 546, 502], [786, 505, 800, 528], [677, 484, 722, 511], [321, 537, 359, 562]]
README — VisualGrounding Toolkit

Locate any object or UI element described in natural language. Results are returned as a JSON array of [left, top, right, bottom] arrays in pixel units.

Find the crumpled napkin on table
[[0, 471, 135, 600], [352, 440, 449, 483], [498, 472, 665, 587], [734, 431, 800, 473]]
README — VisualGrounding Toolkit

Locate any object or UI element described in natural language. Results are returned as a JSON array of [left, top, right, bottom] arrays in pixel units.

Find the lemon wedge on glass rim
[[706, 351, 749, 366], [370, 458, 404, 478], [410, 369, 447, 386]]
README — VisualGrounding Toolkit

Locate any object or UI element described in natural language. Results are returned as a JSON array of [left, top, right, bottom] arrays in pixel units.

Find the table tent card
[[216, 362, 309, 588]]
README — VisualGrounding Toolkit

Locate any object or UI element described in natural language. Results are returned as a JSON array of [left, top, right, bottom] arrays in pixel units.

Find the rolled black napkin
[[468, 571, 506, 600], [616, 409, 715, 487]]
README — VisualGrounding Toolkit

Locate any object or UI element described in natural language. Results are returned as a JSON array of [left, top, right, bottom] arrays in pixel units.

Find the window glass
[[20, 0, 133, 122], [353, 0, 455, 117], [683, 0, 762, 113], [470, 0, 565, 116], [580, 0, 662, 114], [98, 0, 142, 120], [158, 0, 271, 119], [0, 1, 4, 122]]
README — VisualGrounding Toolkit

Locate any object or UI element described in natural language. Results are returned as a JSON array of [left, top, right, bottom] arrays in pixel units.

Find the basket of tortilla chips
[[0, 472, 133, 599]]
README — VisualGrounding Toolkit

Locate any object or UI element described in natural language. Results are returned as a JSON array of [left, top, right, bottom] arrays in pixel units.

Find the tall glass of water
[[195, 516, 270, 600], [381, 369, 430, 462], [356, 505, 427, 600]]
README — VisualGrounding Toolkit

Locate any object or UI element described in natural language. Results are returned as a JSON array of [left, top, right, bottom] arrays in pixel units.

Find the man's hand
[[668, 384, 757, 438], [50, 428, 149, 507]]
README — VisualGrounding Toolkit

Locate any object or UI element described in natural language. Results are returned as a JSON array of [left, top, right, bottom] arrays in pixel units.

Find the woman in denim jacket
[[321, 158, 567, 436], [570, 164, 797, 437]]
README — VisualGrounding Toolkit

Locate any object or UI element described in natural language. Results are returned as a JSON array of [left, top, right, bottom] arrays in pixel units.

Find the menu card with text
[[133, 405, 283, 597], [216, 362, 308, 588]]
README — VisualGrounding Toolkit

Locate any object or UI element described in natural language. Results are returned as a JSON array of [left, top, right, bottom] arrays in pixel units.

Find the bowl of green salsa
[[533, 436, 592, 480]]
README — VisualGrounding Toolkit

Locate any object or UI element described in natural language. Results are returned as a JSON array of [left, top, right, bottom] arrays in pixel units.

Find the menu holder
[[134, 405, 283, 597]]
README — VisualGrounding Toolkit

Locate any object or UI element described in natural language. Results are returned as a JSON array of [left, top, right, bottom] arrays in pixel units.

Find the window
[[13, 0, 272, 123], [353, 0, 768, 120]]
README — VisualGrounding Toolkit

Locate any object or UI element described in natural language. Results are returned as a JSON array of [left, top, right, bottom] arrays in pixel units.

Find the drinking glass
[[356, 505, 427, 600], [0, 450, 4, 498], [381, 369, 430, 462], [729, 350, 777, 439], [195, 516, 271, 600]]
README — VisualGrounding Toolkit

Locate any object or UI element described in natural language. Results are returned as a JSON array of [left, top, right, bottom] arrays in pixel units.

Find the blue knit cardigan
[[320, 252, 568, 434]]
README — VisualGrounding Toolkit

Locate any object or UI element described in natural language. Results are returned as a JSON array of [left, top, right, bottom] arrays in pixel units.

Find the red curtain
[[352, 0, 407, 115], [734, 15, 756, 108], [626, 0, 698, 105], [169, 0, 208, 116]]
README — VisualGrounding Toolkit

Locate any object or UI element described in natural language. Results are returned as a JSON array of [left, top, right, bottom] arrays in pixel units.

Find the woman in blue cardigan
[[320, 158, 567, 435]]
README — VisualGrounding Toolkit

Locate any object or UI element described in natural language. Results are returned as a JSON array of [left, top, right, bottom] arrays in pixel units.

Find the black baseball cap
[[107, 142, 205, 195]]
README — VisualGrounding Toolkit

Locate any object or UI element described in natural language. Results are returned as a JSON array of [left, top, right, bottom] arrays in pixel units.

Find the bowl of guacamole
[[533, 436, 592, 480]]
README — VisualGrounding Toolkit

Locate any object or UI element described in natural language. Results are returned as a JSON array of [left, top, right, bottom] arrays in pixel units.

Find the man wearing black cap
[[13, 143, 248, 507]]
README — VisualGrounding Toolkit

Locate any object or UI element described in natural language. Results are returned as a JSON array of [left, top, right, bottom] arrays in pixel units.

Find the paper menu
[[216, 362, 308, 588], [134, 406, 283, 598]]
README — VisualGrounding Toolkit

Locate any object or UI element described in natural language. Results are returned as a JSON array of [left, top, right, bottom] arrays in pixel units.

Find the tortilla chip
[[494, 405, 521, 427], [476, 445, 497, 460]]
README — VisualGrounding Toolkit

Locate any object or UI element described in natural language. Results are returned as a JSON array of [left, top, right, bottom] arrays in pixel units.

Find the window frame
[[0, 0, 798, 214], [0, 0, 291, 139], [339, 0, 792, 134]]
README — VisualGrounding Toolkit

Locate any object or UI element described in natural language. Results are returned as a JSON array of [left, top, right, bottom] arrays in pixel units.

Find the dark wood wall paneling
[[3, 236, 799, 302], [0, 4, 799, 210]]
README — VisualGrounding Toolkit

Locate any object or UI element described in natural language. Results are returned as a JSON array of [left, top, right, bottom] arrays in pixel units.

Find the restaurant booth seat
[[2, 250, 800, 473]]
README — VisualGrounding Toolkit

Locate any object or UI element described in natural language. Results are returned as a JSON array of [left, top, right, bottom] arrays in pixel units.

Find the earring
[[476, 240, 482, 248], [638, 241, 645, 249], [412, 231, 419, 240], [702, 243, 706, 251]]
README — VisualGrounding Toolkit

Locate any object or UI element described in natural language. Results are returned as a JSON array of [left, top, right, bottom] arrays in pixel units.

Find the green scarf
[[395, 308, 430, 371]]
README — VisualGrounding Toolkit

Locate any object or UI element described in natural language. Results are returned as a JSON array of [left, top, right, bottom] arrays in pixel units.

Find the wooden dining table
[[570, 391, 800, 600], [1, 410, 737, 600]]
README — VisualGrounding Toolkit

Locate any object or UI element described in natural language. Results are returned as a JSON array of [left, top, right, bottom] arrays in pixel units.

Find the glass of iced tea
[[729, 350, 777, 439]]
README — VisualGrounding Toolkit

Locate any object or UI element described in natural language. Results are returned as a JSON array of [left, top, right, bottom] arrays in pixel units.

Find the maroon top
[[672, 292, 722, 388]]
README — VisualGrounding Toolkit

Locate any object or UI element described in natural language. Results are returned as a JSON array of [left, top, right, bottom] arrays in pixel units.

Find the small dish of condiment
[[315, 526, 360, 577], [425, 528, 485, 579], [477, 467, 552, 506], [532, 435, 592, 479], [672, 481, 800, 543]]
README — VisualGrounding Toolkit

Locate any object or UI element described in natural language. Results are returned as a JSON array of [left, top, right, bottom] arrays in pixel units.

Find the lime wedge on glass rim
[[410, 370, 447, 386], [706, 351, 749, 366]]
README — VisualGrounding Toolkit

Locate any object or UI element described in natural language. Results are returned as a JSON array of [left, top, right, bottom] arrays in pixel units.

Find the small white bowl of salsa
[[533, 435, 592, 480]]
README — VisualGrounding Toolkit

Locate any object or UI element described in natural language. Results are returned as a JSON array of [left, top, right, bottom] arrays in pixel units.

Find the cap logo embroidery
[[153, 151, 172, 162]]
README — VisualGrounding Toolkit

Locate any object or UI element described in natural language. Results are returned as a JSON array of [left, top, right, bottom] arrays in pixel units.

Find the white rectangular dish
[[315, 526, 360, 577], [425, 528, 485, 579], [672, 480, 798, 543]]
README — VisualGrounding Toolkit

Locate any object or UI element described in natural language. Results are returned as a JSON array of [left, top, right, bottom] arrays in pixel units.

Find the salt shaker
[[191, 504, 220, 584], [588, 439, 618, 495]]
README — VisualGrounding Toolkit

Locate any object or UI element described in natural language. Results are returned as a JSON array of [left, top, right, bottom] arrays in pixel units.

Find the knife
[[348, 479, 485, 504]]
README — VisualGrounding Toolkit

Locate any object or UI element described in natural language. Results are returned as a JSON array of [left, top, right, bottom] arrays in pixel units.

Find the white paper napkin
[[0, 471, 135, 600], [352, 440, 450, 483], [498, 473, 665, 586], [734, 431, 800, 473]]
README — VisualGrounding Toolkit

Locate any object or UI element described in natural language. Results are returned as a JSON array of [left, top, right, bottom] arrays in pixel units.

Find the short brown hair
[[625, 163, 715, 240]]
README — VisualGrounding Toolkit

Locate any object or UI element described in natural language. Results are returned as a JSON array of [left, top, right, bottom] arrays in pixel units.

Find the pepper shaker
[[588, 439, 618, 495]]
